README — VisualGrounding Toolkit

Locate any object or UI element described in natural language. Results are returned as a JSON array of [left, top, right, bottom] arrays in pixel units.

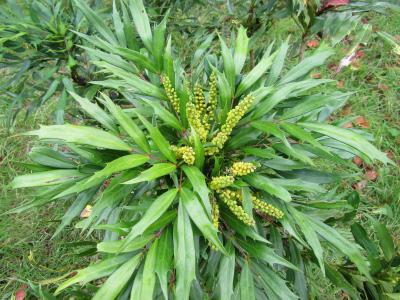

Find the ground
[[0, 9, 399, 299]]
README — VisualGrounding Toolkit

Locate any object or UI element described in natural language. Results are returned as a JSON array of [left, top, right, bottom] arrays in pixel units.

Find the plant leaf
[[181, 165, 211, 215], [122, 189, 178, 250], [180, 187, 226, 254], [25, 125, 132, 151], [174, 202, 196, 300], [93, 254, 142, 300], [244, 174, 292, 202], [124, 163, 176, 185]]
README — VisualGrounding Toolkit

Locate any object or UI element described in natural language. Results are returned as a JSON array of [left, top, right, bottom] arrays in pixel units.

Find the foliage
[[8, 1, 397, 299], [0, 0, 105, 130]]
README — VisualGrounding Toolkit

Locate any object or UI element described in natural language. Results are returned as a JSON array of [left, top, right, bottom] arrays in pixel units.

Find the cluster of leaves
[[0, 0, 106, 129], [8, 0, 399, 299]]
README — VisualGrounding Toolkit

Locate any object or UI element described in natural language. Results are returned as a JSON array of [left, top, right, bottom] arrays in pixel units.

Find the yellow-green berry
[[211, 94, 254, 149], [209, 175, 234, 190], [211, 199, 220, 229], [171, 145, 195, 165], [194, 83, 207, 116], [186, 102, 208, 142], [218, 189, 255, 226], [231, 162, 257, 176], [162, 76, 180, 113], [251, 196, 284, 219]]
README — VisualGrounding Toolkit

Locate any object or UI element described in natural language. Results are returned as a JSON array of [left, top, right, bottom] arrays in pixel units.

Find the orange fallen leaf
[[15, 285, 27, 300], [343, 122, 353, 128], [353, 156, 363, 166], [306, 40, 319, 48], [354, 116, 369, 128], [365, 169, 378, 181], [311, 73, 322, 79], [355, 50, 365, 59], [352, 180, 367, 191]]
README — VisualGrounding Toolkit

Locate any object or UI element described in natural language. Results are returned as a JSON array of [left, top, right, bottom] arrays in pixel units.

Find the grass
[[0, 105, 94, 298], [0, 8, 399, 299]]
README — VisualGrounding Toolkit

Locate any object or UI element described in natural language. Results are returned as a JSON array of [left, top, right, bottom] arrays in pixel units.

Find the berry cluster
[[209, 175, 234, 190], [251, 196, 284, 219], [231, 161, 257, 176], [186, 102, 208, 142], [171, 145, 195, 165], [218, 189, 255, 226], [211, 94, 254, 151], [207, 72, 218, 121], [211, 199, 219, 229], [162, 76, 180, 113]]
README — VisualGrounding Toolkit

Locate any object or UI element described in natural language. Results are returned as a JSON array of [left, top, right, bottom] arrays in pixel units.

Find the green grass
[[0, 106, 94, 298], [0, 10, 399, 299]]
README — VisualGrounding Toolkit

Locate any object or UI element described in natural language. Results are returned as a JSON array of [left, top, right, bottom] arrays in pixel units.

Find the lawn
[[0, 3, 399, 299]]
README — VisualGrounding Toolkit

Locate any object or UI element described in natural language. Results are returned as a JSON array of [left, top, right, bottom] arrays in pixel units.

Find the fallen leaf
[[350, 59, 362, 70], [386, 151, 394, 160], [355, 50, 365, 59], [80, 205, 92, 218], [337, 80, 345, 88], [352, 180, 367, 191], [365, 169, 378, 181], [341, 104, 352, 116], [306, 40, 319, 48], [311, 73, 322, 79], [353, 156, 363, 166], [15, 285, 27, 300], [395, 35, 400, 42], [342, 122, 353, 128], [321, 0, 349, 12], [354, 116, 369, 128], [378, 83, 389, 91], [361, 18, 369, 24]]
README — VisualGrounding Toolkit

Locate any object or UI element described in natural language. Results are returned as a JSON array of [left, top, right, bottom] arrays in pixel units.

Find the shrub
[[11, 0, 393, 298]]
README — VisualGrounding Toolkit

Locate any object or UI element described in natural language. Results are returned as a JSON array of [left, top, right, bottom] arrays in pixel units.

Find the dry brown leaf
[[306, 40, 319, 48], [337, 80, 345, 88], [311, 73, 322, 79], [386, 151, 394, 160], [341, 105, 352, 116], [15, 285, 27, 300], [354, 116, 369, 128], [80, 205, 92, 218], [343, 122, 353, 128], [365, 169, 378, 181], [352, 180, 368, 191], [378, 83, 389, 91], [353, 156, 363, 166], [355, 50, 365, 59]]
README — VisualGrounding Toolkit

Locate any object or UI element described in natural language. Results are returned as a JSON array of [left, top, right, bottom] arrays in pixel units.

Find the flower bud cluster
[[209, 175, 234, 190], [162, 76, 180, 113], [194, 84, 207, 116], [218, 189, 255, 226], [211, 94, 254, 151], [251, 196, 284, 219], [186, 102, 208, 142], [231, 162, 257, 176], [171, 145, 195, 165], [207, 72, 218, 121], [211, 199, 219, 229]]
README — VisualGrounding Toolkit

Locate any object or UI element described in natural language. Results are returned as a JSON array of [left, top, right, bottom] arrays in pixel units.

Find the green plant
[[10, 0, 395, 299], [0, 0, 105, 130]]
